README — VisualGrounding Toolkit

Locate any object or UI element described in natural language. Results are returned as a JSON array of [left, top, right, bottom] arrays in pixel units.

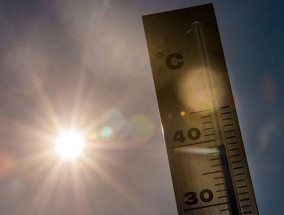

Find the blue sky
[[0, 0, 283, 214]]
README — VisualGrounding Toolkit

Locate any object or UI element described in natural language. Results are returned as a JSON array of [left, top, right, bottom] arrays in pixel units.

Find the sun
[[54, 130, 85, 160]]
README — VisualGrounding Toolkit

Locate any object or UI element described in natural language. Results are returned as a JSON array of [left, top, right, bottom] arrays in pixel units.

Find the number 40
[[173, 128, 201, 142]]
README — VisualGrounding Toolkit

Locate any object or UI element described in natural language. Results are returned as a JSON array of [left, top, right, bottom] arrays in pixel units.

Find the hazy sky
[[0, 0, 283, 214]]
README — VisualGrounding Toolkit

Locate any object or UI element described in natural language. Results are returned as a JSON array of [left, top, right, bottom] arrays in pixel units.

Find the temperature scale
[[143, 4, 258, 215]]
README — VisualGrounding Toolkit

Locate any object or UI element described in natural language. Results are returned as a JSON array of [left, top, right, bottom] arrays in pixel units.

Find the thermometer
[[143, 4, 258, 215]]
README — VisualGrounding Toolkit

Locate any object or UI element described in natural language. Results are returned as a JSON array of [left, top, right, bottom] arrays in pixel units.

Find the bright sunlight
[[54, 130, 85, 160]]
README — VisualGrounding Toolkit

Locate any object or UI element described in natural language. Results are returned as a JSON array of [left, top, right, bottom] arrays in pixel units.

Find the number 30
[[184, 189, 213, 205]]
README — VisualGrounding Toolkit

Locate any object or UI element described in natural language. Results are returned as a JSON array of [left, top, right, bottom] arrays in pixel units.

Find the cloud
[[261, 75, 277, 105], [258, 121, 278, 153]]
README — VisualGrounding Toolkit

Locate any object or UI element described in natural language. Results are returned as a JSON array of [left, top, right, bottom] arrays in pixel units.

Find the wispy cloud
[[261, 75, 277, 106], [258, 120, 278, 153]]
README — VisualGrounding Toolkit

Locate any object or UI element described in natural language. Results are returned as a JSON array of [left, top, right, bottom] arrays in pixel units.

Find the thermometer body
[[143, 4, 258, 215]]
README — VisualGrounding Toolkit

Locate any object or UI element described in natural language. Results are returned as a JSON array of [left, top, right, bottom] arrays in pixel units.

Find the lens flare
[[129, 115, 155, 144], [101, 127, 113, 138], [174, 146, 217, 155], [178, 67, 225, 112]]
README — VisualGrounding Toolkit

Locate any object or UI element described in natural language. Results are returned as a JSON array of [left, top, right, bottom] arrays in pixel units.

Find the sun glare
[[55, 130, 85, 160]]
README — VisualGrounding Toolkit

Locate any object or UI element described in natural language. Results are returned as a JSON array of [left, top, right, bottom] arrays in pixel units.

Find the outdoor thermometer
[[143, 4, 258, 215]]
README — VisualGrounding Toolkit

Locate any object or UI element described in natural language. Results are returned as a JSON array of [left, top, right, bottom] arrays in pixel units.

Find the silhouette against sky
[[0, 0, 283, 214]]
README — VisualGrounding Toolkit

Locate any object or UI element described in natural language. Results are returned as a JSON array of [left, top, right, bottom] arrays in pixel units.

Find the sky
[[0, 0, 283, 214]]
